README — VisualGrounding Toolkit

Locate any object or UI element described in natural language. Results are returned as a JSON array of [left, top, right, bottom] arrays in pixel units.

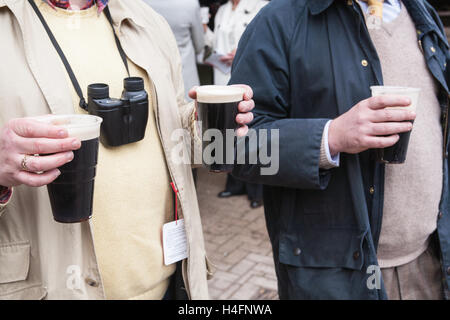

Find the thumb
[[188, 86, 199, 100]]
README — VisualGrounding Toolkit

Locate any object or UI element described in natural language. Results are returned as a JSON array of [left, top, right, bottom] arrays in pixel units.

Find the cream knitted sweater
[[368, 5, 443, 267], [36, 1, 175, 299]]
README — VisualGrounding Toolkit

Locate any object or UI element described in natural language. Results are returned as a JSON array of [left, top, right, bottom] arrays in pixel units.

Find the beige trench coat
[[0, 0, 211, 300]]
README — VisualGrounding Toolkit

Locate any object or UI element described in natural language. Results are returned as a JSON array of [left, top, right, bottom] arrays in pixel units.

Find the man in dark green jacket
[[231, 0, 450, 299]]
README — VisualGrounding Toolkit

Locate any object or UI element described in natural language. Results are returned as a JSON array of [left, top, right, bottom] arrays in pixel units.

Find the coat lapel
[[6, 0, 74, 115], [109, 1, 183, 144]]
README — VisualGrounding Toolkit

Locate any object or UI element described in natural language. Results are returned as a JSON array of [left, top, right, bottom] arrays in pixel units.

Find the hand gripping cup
[[39, 115, 102, 223], [196, 85, 245, 173], [371, 86, 421, 164]]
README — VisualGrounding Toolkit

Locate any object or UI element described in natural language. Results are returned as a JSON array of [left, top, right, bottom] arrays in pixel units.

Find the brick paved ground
[[196, 168, 278, 300]]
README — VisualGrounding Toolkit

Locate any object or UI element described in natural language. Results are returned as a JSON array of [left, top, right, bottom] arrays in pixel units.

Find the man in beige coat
[[0, 0, 254, 300]]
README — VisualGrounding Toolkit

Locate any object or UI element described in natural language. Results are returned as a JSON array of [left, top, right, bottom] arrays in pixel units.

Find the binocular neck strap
[[27, 0, 130, 111], [103, 6, 130, 77]]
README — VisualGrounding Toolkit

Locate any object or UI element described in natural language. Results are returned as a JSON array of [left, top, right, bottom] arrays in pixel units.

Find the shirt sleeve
[[319, 120, 340, 169], [0, 186, 12, 205], [0, 186, 13, 217]]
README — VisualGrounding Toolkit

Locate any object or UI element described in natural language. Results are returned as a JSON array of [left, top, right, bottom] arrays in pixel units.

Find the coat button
[[438, 211, 443, 219], [353, 251, 360, 260], [361, 59, 368, 67], [369, 186, 375, 195], [85, 278, 99, 287], [294, 248, 301, 256], [430, 46, 436, 53]]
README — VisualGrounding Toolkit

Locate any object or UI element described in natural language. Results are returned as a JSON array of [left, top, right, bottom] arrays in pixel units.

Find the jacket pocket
[[279, 227, 367, 270], [277, 228, 371, 299], [0, 242, 46, 300]]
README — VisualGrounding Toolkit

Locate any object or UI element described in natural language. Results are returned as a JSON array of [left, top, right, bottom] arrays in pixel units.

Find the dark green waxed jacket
[[231, 0, 450, 299]]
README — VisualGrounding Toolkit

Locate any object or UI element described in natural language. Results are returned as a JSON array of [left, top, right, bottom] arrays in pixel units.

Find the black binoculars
[[87, 77, 149, 147]]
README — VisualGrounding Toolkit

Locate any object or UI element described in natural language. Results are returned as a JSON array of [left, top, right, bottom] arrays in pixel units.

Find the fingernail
[[58, 130, 66, 137], [66, 152, 74, 161], [56, 170, 61, 177], [72, 139, 81, 148]]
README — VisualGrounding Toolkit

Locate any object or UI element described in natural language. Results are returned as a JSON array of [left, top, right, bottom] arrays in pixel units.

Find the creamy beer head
[[196, 85, 245, 104], [35, 114, 102, 141], [370, 86, 421, 113]]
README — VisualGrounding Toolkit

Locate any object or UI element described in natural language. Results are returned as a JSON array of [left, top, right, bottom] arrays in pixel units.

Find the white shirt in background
[[213, 0, 268, 85]]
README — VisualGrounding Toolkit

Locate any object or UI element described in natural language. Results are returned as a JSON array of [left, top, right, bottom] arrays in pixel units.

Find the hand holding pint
[[371, 86, 421, 164], [196, 85, 246, 173], [0, 114, 101, 223], [328, 91, 417, 157], [0, 117, 82, 188], [189, 84, 255, 172], [38, 115, 102, 223], [189, 84, 255, 137]]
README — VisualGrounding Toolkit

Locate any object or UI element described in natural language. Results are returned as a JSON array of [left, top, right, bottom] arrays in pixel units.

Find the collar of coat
[[307, 0, 448, 46], [0, 0, 146, 30], [307, 0, 334, 15], [42, 0, 108, 13], [309, 0, 427, 17], [308, 0, 397, 15]]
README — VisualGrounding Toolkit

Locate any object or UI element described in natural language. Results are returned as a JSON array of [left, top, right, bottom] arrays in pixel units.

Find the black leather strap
[[28, 0, 130, 110]]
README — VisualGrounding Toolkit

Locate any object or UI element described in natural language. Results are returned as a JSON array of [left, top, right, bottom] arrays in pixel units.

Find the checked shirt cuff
[[0, 186, 13, 205]]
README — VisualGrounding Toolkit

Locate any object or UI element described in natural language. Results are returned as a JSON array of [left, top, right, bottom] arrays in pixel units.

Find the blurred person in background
[[200, 0, 224, 30], [144, 0, 205, 101], [212, 0, 267, 85], [211, 0, 268, 209]]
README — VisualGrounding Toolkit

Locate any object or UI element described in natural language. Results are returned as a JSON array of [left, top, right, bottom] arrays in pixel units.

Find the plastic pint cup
[[38, 114, 102, 223], [196, 85, 245, 173], [370, 86, 421, 164]]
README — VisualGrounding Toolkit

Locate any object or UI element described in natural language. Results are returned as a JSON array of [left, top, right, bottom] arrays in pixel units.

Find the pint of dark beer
[[40, 115, 102, 223], [371, 86, 421, 164], [196, 85, 245, 173]]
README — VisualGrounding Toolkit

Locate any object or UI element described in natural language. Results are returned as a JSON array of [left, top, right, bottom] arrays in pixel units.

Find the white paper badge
[[163, 219, 188, 266]]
